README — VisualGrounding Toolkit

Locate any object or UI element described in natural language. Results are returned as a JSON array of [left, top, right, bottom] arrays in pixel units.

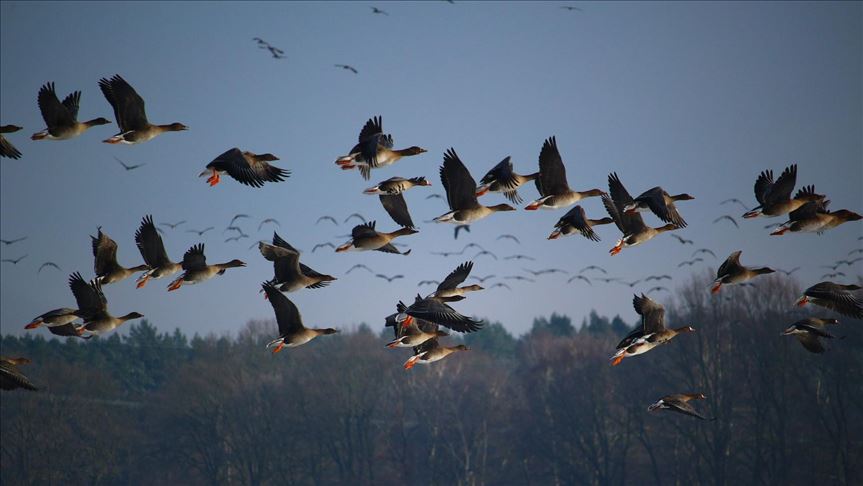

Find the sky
[[1, 1, 860, 338]]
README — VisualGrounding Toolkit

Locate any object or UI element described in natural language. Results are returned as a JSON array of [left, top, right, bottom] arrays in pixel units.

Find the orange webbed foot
[[611, 355, 624, 366], [136, 276, 150, 289]]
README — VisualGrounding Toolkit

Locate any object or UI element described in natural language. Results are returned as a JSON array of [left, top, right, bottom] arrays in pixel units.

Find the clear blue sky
[[1, 1, 860, 338]]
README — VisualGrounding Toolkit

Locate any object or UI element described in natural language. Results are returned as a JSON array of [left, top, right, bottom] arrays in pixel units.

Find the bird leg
[[167, 278, 184, 291], [272, 342, 286, 354], [207, 170, 220, 186], [24, 319, 43, 330], [403, 355, 420, 370], [135, 274, 150, 289], [710, 282, 722, 294]]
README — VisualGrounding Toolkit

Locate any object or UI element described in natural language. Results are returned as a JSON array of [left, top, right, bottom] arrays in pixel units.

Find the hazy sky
[[1, 1, 860, 338]]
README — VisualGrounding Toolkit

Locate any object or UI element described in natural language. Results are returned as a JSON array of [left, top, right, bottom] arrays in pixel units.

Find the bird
[[69, 272, 143, 334], [30, 82, 111, 141], [462, 243, 485, 253], [713, 215, 739, 228], [431, 250, 462, 257], [560, 5, 583, 11], [711, 250, 774, 293], [134, 215, 181, 288], [344, 213, 367, 224], [259, 234, 336, 293], [0, 236, 26, 245], [428, 261, 483, 300], [720, 198, 749, 211], [646, 286, 670, 294], [496, 234, 521, 244], [98, 74, 187, 144], [781, 318, 840, 354], [186, 227, 214, 236], [230, 214, 251, 225], [265, 45, 286, 59], [312, 242, 336, 253], [378, 191, 418, 228], [376, 273, 404, 283], [364, 176, 431, 196], [167, 244, 246, 291], [370, 6, 389, 15], [454, 225, 471, 239], [470, 275, 496, 283], [37, 262, 61, 273], [742, 164, 824, 218], [692, 248, 716, 259], [224, 226, 245, 235], [262, 282, 338, 352], [316, 216, 339, 226], [489, 283, 511, 290], [346, 264, 374, 274], [200, 148, 288, 188], [159, 220, 186, 230], [476, 156, 538, 204], [25, 308, 83, 331], [796, 282, 862, 318], [225, 234, 249, 243], [669, 234, 693, 245], [580, 265, 607, 274], [776, 267, 801, 276], [524, 268, 569, 276], [1, 255, 27, 265], [504, 254, 535, 261], [611, 294, 695, 366], [473, 250, 498, 261], [335, 221, 416, 255], [771, 200, 861, 236], [623, 187, 694, 227], [0, 125, 23, 159], [426, 193, 443, 200], [678, 258, 704, 268], [334, 64, 358, 74], [644, 275, 671, 281], [836, 257, 862, 267], [397, 294, 484, 333], [335, 116, 426, 179], [821, 272, 846, 280], [90, 227, 149, 285], [418, 280, 440, 287], [385, 307, 448, 349], [435, 148, 516, 224], [548, 205, 613, 241], [525, 136, 605, 210], [567, 275, 591, 285], [596, 277, 620, 284], [648, 394, 713, 420], [504, 275, 535, 282], [0, 357, 37, 391], [604, 173, 679, 255], [617, 279, 642, 288], [850, 248, 863, 256], [403, 340, 470, 370], [258, 218, 280, 231]]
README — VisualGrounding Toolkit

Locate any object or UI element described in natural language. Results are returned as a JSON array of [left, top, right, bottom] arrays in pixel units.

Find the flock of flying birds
[[1, 64, 862, 421]]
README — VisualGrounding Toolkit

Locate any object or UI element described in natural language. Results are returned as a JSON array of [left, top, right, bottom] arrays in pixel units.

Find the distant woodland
[[1, 274, 860, 485]]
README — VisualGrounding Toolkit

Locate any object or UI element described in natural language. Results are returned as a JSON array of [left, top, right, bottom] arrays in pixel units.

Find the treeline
[[1, 273, 860, 485]]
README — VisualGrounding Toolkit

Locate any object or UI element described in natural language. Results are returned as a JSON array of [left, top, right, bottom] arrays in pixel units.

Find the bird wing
[[606, 173, 647, 234], [357, 115, 383, 143], [440, 148, 480, 211], [764, 164, 797, 205], [0, 134, 22, 159], [437, 261, 473, 291], [209, 148, 268, 188], [667, 400, 710, 420], [406, 297, 483, 332], [135, 215, 171, 267], [633, 293, 666, 333], [535, 136, 570, 196], [636, 187, 687, 227], [37, 82, 76, 129], [558, 205, 600, 241], [181, 244, 208, 270], [91, 228, 120, 276], [262, 283, 305, 335], [272, 231, 301, 253], [379, 194, 415, 228], [351, 221, 378, 239], [480, 156, 519, 189], [98, 75, 149, 132], [0, 362, 38, 391], [753, 169, 773, 206], [247, 155, 290, 184], [68, 272, 107, 317], [805, 282, 863, 319], [717, 251, 743, 278]]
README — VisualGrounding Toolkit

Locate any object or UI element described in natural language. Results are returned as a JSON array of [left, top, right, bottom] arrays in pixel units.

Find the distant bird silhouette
[[776, 267, 801, 276], [346, 264, 374, 274], [224, 226, 246, 235], [644, 275, 672, 282], [713, 215, 739, 228], [560, 5, 583, 11], [596, 277, 619, 283], [344, 213, 366, 224], [850, 248, 863, 256], [678, 258, 704, 268], [489, 283, 511, 290], [38, 262, 61, 273], [186, 227, 214, 236], [497, 234, 520, 244], [669, 234, 693, 245], [822, 262, 844, 271], [617, 279, 641, 288], [462, 243, 485, 253], [821, 272, 847, 280], [579, 265, 607, 274], [114, 156, 146, 171], [312, 242, 336, 253], [2, 255, 27, 265], [376, 273, 403, 283], [504, 254, 535, 261], [692, 248, 716, 259], [159, 220, 186, 230], [258, 218, 280, 231], [426, 193, 443, 200], [225, 235, 249, 243], [431, 250, 462, 257], [0, 237, 27, 245], [836, 257, 862, 267], [567, 275, 591, 285], [418, 280, 440, 287], [474, 250, 498, 260], [525, 268, 569, 276], [266, 45, 286, 59], [504, 275, 535, 282], [334, 64, 358, 74], [720, 198, 749, 211], [316, 216, 339, 226], [646, 286, 670, 294], [371, 6, 389, 15], [470, 275, 496, 283], [454, 225, 470, 240], [230, 214, 251, 225]]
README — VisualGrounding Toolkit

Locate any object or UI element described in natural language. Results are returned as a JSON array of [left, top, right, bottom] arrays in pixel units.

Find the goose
[[199, 148, 288, 187], [742, 164, 823, 218], [403, 340, 469, 370], [384, 304, 448, 349], [771, 200, 861, 235], [335, 221, 416, 255], [259, 234, 336, 293], [0, 125, 23, 159], [31, 82, 111, 140], [334, 116, 426, 179], [476, 156, 538, 204], [622, 187, 694, 227], [604, 173, 679, 255], [262, 282, 338, 352], [795, 282, 862, 319], [548, 205, 613, 241], [781, 318, 840, 353], [69, 272, 143, 335], [134, 215, 181, 288], [98, 74, 187, 144], [91, 227, 149, 285], [711, 250, 774, 294], [611, 294, 694, 366], [434, 148, 515, 224], [648, 393, 713, 420], [167, 244, 246, 291], [428, 261, 483, 300], [397, 294, 484, 333], [525, 136, 604, 210]]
